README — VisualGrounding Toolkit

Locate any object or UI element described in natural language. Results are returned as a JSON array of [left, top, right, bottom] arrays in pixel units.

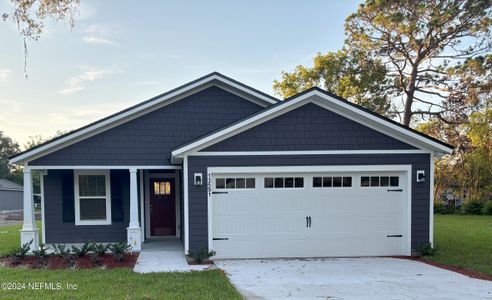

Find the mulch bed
[[393, 256, 492, 281], [1, 253, 139, 270], [185, 256, 214, 265]]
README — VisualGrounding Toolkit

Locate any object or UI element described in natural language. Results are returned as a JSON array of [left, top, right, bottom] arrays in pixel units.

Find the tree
[[1, 0, 80, 76], [345, 0, 492, 125], [273, 49, 394, 116], [0, 131, 21, 184]]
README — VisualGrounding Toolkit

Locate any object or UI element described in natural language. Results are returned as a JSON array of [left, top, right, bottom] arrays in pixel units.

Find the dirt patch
[[394, 256, 492, 282], [1, 253, 138, 270]]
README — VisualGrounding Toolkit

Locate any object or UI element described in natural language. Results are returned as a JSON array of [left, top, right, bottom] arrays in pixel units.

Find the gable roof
[[10, 72, 280, 165], [0, 179, 23, 191], [171, 87, 454, 160]]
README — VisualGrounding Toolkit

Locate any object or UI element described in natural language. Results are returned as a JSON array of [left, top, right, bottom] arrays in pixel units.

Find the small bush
[[32, 244, 49, 268], [417, 243, 438, 257], [108, 242, 131, 262], [91, 242, 109, 255], [52, 244, 76, 267], [482, 201, 492, 215], [463, 201, 484, 215], [9, 240, 32, 264], [188, 247, 216, 263], [71, 242, 92, 257]]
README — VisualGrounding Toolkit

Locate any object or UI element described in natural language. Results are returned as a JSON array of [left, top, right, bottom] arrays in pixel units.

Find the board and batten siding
[[187, 154, 431, 253], [30, 87, 264, 166], [204, 103, 416, 151], [43, 169, 130, 243]]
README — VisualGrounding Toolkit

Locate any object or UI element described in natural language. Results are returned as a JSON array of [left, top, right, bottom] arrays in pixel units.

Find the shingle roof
[[0, 179, 23, 191]]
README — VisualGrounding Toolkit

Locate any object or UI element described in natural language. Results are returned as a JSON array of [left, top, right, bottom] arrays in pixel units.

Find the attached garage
[[209, 166, 411, 258]]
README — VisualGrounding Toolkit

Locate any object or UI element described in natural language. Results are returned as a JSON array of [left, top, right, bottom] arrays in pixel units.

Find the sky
[[0, 0, 361, 147]]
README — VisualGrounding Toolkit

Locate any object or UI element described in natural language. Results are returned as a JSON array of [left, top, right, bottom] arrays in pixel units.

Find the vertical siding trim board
[[183, 156, 190, 253], [186, 154, 431, 254]]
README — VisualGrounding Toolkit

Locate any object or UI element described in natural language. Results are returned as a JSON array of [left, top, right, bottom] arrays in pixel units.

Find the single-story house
[[9, 72, 453, 258], [0, 179, 23, 211]]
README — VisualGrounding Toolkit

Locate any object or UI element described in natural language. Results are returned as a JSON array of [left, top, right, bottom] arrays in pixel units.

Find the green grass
[[428, 214, 492, 275], [0, 222, 240, 299], [0, 222, 42, 257], [0, 268, 240, 299]]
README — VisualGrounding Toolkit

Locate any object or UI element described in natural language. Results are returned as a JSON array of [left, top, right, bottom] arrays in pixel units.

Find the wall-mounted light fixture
[[194, 173, 203, 186], [416, 170, 425, 183]]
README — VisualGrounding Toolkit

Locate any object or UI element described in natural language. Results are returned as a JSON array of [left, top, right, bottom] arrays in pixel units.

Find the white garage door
[[210, 169, 409, 259]]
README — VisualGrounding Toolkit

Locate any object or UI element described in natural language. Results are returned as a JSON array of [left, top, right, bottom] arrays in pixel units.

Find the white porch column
[[127, 168, 141, 251], [20, 168, 38, 251]]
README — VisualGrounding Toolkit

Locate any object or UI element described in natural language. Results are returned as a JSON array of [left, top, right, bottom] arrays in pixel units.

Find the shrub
[[32, 244, 49, 268], [52, 244, 76, 267], [416, 243, 438, 257], [108, 242, 131, 262], [9, 240, 32, 264], [71, 242, 92, 257], [90, 242, 109, 255], [482, 201, 492, 215], [188, 247, 216, 263], [462, 200, 484, 215]]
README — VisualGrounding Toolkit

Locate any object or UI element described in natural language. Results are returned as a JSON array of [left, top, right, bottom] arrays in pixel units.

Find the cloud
[[58, 66, 119, 95], [82, 36, 119, 46], [81, 24, 119, 47], [0, 98, 22, 113], [0, 69, 11, 83]]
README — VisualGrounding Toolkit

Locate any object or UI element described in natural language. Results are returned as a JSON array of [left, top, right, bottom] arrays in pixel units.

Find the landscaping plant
[[417, 243, 439, 257], [71, 241, 92, 257], [9, 240, 32, 265], [188, 247, 216, 263], [109, 242, 131, 262], [32, 243, 49, 268], [52, 244, 76, 268], [482, 201, 492, 215], [91, 242, 110, 255]]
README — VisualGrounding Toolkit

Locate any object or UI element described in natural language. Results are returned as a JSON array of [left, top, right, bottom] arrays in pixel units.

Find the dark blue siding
[[44, 169, 130, 243], [30, 87, 264, 166], [204, 103, 416, 151], [187, 154, 430, 253]]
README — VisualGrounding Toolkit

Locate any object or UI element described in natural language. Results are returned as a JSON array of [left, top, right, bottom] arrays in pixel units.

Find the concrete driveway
[[216, 258, 492, 299]]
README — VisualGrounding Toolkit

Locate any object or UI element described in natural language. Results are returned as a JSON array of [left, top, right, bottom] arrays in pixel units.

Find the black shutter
[[62, 170, 75, 223], [111, 170, 125, 223]]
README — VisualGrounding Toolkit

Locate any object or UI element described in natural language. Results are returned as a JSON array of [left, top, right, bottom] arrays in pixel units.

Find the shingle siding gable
[[204, 103, 417, 151], [30, 87, 264, 166]]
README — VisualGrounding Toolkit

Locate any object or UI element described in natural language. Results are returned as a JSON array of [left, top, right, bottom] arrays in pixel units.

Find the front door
[[150, 178, 176, 236]]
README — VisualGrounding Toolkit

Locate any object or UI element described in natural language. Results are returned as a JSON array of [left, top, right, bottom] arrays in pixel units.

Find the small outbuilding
[[0, 179, 23, 211]]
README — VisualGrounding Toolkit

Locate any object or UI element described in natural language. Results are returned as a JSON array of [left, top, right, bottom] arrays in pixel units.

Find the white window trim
[[74, 170, 112, 226]]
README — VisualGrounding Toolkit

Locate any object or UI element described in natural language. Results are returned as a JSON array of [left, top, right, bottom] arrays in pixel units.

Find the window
[[313, 176, 352, 188], [361, 176, 399, 187], [74, 170, 111, 225], [154, 181, 171, 195], [265, 177, 304, 188], [216, 177, 255, 189]]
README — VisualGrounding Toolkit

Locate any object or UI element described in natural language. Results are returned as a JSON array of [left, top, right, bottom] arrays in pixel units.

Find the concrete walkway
[[216, 257, 492, 299], [133, 239, 214, 273]]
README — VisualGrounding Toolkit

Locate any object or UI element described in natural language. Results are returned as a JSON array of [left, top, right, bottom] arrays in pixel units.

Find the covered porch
[[20, 166, 183, 252]]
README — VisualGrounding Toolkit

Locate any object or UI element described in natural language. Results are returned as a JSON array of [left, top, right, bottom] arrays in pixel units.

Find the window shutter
[[111, 170, 126, 223], [62, 170, 75, 223]]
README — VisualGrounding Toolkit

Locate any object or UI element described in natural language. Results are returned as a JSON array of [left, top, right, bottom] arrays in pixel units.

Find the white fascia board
[[172, 90, 453, 158], [195, 150, 430, 156], [27, 165, 182, 170], [10, 74, 277, 165], [208, 164, 412, 174]]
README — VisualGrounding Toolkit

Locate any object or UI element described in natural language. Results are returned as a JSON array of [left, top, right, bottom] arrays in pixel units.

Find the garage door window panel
[[361, 176, 400, 187], [216, 177, 256, 190], [265, 177, 304, 189], [313, 176, 352, 188]]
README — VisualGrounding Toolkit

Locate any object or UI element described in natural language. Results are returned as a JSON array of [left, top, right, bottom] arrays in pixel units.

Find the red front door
[[150, 178, 176, 236]]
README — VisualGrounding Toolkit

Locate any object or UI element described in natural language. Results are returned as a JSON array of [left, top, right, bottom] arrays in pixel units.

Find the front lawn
[[0, 268, 241, 299], [0, 222, 41, 257], [428, 214, 492, 276]]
